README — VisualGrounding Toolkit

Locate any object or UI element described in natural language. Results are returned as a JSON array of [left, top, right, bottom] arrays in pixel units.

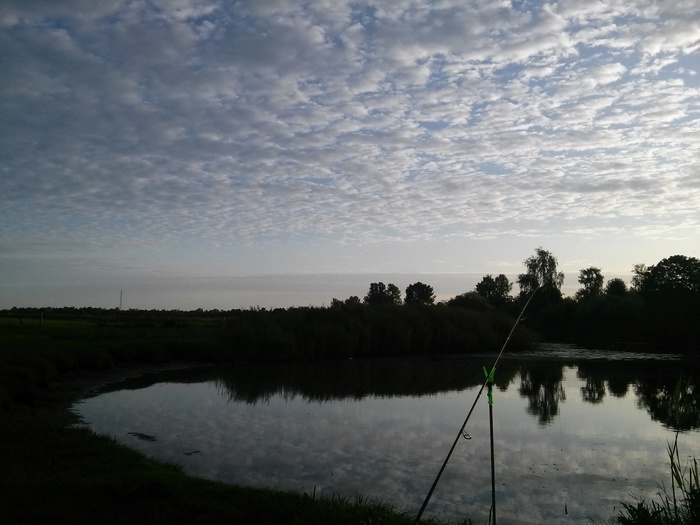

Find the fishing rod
[[485, 365, 497, 525], [414, 286, 541, 523]]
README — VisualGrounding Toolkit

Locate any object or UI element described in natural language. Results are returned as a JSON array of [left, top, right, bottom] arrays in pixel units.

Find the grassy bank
[[0, 318, 449, 525], [0, 307, 533, 404]]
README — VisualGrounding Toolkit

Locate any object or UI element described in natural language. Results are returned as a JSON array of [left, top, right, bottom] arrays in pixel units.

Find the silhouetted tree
[[445, 291, 490, 311], [386, 284, 402, 305], [405, 282, 435, 305], [631, 263, 647, 291], [517, 247, 565, 300], [605, 278, 627, 297], [475, 274, 512, 305], [632, 255, 700, 347], [331, 296, 363, 309], [363, 282, 402, 306], [575, 267, 604, 301], [344, 295, 362, 307], [638, 255, 700, 297]]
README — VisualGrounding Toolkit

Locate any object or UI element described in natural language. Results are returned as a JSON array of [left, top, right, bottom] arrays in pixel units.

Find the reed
[[616, 434, 699, 524], [615, 377, 699, 525]]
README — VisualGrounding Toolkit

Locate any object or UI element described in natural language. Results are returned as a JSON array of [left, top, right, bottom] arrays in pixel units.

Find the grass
[[589, 378, 700, 525], [0, 317, 451, 524], [613, 433, 699, 525]]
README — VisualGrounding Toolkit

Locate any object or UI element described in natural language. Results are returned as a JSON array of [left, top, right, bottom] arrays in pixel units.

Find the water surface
[[73, 344, 700, 524]]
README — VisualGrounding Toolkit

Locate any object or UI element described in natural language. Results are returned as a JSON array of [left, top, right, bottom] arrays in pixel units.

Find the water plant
[[615, 376, 699, 524], [616, 433, 699, 524]]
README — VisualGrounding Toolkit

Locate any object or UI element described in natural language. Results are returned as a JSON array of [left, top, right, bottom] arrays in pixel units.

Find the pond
[[72, 344, 700, 524]]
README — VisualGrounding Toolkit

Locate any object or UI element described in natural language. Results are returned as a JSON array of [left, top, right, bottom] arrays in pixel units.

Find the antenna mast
[[119, 290, 123, 310]]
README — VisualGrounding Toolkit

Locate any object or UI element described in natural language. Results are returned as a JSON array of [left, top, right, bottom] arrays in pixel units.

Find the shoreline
[[2, 362, 429, 524]]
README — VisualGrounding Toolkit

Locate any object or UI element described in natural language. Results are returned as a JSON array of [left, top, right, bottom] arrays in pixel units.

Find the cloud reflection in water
[[74, 353, 699, 525]]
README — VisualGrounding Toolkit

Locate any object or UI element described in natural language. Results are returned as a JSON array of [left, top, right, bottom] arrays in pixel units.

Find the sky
[[1, 0, 699, 310]]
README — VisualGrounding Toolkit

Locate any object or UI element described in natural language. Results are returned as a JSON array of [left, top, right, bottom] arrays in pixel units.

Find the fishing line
[[414, 286, 540, 523]]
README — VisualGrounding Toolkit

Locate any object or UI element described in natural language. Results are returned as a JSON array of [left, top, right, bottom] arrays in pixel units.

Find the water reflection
[[570, 358, 700, 431], [636, 375, 700, 431], [93, 349, 700, 432], [75, 345, 700, 524], [577, 363, 607, 404], [518, 362, 566, 424], [211, 358, 490, 404]]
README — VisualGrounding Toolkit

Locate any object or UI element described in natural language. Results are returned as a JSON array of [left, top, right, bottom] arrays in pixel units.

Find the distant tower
[[119, 290, 123, 310]]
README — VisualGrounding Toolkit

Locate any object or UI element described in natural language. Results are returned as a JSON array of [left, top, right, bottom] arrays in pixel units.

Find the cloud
[[1, 0, 699, 307]]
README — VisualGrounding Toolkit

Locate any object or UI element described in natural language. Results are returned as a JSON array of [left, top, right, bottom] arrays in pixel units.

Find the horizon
[[1, 270, 637, 311]]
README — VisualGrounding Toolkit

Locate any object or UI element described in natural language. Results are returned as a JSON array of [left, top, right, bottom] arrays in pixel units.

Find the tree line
[[227, 247, 699, 357], [3, 248, 699, 356], [480, 249, 699, 350], [327, 248, 700, 351]]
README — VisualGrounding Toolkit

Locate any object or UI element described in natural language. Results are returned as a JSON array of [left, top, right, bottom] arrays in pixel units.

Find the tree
[[604, 278, 627, 297], [517, 247, 565, 300], [330, 296, 362, 309], [405, 282, 435, 305], [631, 263, 647, 291], [634, 255, 700, 347], [575, 267, 604, 301], [638, 255, 700, 297], [330, 298, 343, 309], [386, 284, 402, 305], [363, 282, 402, 306], [446, 291, 490, 311], [344, 295, 362, 307], [475, 274, 512, 305]]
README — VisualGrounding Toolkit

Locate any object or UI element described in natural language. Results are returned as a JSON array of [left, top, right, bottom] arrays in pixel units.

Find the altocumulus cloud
[[1, 0, 699, 308]]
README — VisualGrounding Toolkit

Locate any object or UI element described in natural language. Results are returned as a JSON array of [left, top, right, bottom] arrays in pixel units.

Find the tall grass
[[615, 376, 699, 525], [616, 433, 699, 524]]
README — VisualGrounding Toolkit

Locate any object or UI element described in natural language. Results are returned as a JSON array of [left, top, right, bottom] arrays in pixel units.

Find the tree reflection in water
[[75, 346, 700, 525], [571, 358, 699, 432], [517, 362, 566, 425], [577, 363, 607, 404], [635, 375, 699, 431], [92, 348, 699, 432]]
